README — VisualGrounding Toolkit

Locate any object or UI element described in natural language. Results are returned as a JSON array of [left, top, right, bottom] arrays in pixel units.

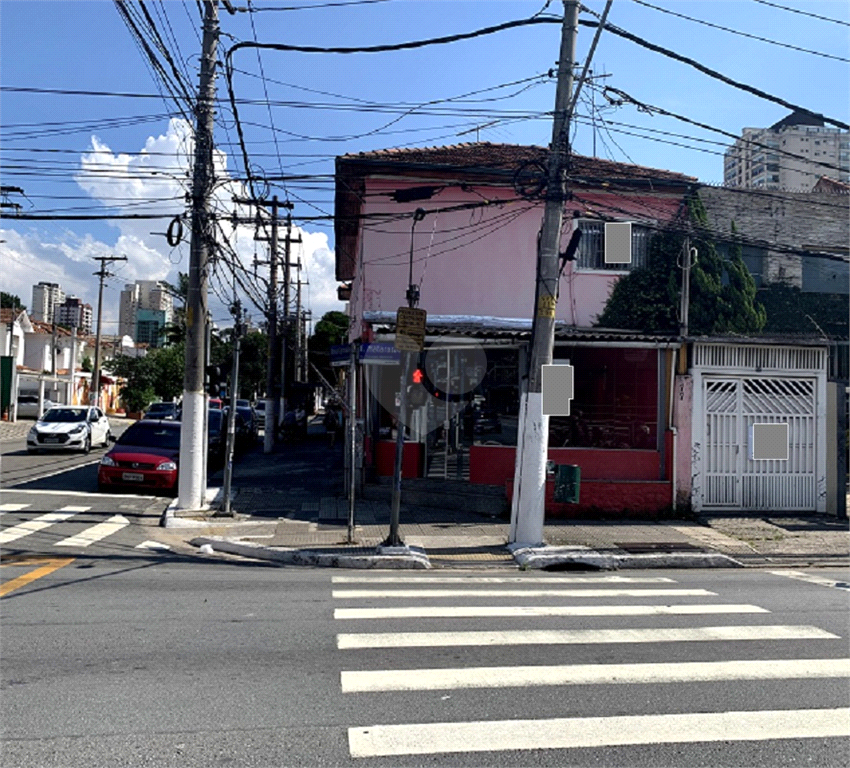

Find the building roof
[[813, 176, 850, 194], [339, 142, 697, 185]]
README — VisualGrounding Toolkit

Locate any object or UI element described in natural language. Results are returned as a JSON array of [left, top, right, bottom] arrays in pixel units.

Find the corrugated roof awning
[[363, 312, 681, 346]]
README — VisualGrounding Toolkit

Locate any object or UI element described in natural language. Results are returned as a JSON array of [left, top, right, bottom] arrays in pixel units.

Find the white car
[[16, 394, 56, 419], [27, 406, 112, 454]]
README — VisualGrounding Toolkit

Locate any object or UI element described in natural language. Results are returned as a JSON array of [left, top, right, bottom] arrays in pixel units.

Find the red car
[[98, 420, 181, 494]]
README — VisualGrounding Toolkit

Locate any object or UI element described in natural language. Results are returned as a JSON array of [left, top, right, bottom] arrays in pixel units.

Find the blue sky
[[1, 0, 848, 334]]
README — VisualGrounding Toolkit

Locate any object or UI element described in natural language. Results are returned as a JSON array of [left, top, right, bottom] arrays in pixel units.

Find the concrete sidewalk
[[164, 433, 850, 570]]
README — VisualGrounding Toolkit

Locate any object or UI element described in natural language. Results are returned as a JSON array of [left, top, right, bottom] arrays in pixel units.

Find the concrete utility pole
[[265, 197, 281, 453], [91, 254, 127, 408], [510, 0, 580, 545], [178, 0, 219, 511], [235, 194, 292, 452], [281, 212, 301, 417], [221, 301, 242, 516]]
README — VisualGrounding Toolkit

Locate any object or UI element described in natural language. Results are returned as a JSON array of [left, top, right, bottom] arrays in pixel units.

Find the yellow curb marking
[[0, 557, 75, 597]]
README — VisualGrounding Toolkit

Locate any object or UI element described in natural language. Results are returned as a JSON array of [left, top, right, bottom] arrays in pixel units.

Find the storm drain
[[615, 542, 707, 554]]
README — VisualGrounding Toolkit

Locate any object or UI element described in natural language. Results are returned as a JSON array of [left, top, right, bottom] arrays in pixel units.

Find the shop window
[[548, 347, 658, 449]]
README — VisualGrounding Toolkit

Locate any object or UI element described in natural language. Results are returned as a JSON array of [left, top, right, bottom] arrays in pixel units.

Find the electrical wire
[[751, 0, 850, 27], [631, 0, 849, 62], [578, 13, 849, 130]]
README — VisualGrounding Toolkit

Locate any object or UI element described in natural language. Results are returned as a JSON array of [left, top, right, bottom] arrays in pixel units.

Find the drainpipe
[[669, 347, 678, 512]]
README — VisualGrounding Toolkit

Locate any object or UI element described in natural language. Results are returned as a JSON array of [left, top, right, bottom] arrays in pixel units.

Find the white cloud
[[0, 118, 343, 335]]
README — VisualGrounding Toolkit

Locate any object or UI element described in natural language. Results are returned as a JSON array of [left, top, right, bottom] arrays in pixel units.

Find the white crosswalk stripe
[[332, 575, 677, 584], [348, 708, 850, 758], [342, 657, 850, 693], [54, 515, 130, 547], [335, 571, 850, 760], [0, 503, 31, 513], [0, 506, 87, 544], [337, 624, 838, 649], [334, 603, 768, 620], [333, 587, 716, 599]]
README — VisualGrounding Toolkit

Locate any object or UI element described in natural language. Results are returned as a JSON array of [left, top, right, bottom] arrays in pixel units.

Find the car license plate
[[122, 472, 144, 482], [44, 436, 62, 443]]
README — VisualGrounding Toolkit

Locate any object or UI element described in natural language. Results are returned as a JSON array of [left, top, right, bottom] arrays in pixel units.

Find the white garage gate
[[691, 343, 827, 513]]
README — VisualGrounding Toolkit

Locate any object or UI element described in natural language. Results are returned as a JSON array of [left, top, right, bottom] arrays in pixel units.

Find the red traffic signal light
[[412, 368, 423, 384]]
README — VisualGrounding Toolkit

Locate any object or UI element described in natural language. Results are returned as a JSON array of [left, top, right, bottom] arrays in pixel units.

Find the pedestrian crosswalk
[[0, 503, 131, 549], [332, 572, 850, 761]]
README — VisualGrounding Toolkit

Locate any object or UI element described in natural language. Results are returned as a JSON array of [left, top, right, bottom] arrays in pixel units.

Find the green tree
[[81, 355, 93, 373], [596, 197, 766, 336], [1, 292, 26, 312], [308, 311, 350, 385]]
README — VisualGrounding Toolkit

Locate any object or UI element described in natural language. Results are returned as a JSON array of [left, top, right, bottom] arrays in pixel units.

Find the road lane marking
[[334, 603, 770, 620], [7, 459, 102, 484], [332, 588, 716, 599], [331, 575, 677, 584], [0, 509, 84, 544], [0, 503, 30, 512], [348, 708, 850, 758], [341, 657, 850, 693], [0, 489, 157, 499], [769, 570, 850, 592], [54, 515, 129, 547], [0, 557, 75, 597], [337, 624, 839, 649]]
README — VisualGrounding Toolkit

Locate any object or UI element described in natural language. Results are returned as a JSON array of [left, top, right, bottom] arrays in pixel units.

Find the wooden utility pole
[[177, 0, 219, 511], [510, 0, 580, 545], [91, 254, 127, 408]]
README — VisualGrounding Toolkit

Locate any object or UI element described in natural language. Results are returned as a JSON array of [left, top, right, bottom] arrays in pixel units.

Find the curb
[[160, 487, 225, 529], [189, 536, 432, 569], [509, 544, 744, 570]]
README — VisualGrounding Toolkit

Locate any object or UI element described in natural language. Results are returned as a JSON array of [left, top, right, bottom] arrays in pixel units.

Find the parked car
[[27, 406, 112, 454], [254, 400, 266, 429], [473, 408, 501, 435], [207, 407, 225, 466], [97, 419, 181, 494], [16, 394, 56, 419], [224, 404, 259, 450], [143, 401, 181, 420]]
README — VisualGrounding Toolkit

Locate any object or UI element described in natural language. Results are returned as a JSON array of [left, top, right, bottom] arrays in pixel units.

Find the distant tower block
[[542, 363, 574, 416], [749, 423, 789, 461], [605, 221, 632, 264]]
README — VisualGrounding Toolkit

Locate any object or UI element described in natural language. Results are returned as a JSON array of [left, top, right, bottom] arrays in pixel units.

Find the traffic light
[[206, 365, 222, 398], [407, 367, 428, 408]]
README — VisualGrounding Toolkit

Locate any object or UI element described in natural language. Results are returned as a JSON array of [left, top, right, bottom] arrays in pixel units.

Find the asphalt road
[[1, 564, 847, 768]]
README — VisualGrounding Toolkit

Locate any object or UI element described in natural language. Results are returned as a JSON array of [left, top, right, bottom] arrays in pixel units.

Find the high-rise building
[[724, 111, 850, 191], [30, 282, 65, 323], [55, 296, 93, 334], [118, 280, 174, 347]]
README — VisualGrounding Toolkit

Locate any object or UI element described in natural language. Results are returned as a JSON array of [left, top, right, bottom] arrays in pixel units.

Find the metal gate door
[[704, 377, 817, 510]]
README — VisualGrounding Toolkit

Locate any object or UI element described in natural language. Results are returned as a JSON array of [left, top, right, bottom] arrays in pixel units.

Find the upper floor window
[[574, 220, 653, 271]]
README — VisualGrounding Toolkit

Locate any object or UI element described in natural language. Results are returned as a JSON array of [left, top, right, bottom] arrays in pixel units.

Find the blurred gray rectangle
[[605, 221, 632, 264], [542, 363, 574, 416], [750, 423, 789, 460]]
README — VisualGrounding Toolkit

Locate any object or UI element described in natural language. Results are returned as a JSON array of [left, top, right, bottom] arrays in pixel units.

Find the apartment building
[[55, 296, 93, 334], [118, 280, 174, 347], [30, 282, 65, 324], [724, 111, 850, 191]]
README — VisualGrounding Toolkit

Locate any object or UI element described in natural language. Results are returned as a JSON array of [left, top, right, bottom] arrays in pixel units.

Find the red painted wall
[[375, 440, 423, 478], [505, 477, 673, 516], [469, 444, 661, 485]]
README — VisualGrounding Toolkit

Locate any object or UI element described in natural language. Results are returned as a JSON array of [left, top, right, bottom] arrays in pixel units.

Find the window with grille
[[573, 220, 652, 271]]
